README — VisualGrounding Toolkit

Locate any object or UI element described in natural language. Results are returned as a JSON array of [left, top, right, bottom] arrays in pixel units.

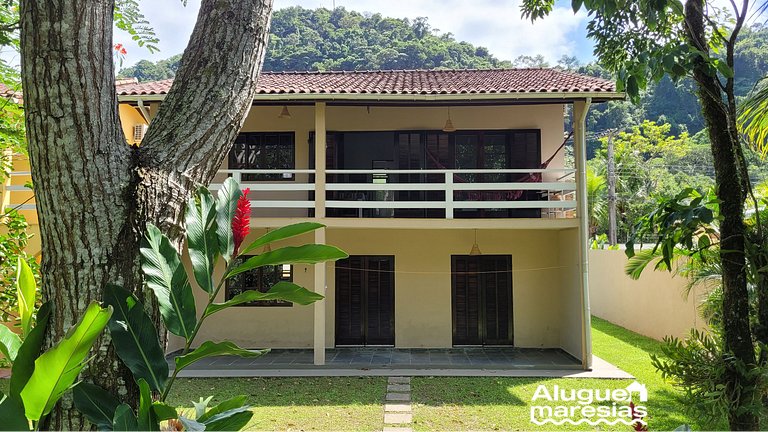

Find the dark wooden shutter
[[335, 256, 395, 346], [365, 257, 395, 345], [452, 255, 513, 346], [335, 256, 365, 345], [452, 256, 482, 345], [481, 256, 513, 344]]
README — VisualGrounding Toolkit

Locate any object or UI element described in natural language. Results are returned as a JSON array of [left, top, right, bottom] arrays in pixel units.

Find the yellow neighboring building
[[3, 69, 623, 369]]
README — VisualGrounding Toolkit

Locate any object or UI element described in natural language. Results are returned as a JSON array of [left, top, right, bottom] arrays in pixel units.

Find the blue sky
[[115, 0, 595, 68]]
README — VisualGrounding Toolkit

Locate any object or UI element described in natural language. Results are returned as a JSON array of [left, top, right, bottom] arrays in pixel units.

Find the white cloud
[[115, 0, 591, 68]]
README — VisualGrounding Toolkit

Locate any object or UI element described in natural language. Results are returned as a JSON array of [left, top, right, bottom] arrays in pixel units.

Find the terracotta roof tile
[[116, 68, 617, 97]]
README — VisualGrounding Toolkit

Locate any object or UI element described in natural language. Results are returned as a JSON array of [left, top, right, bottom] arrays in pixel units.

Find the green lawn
[[411, 317, 725, 431], [167, 377, 385, 431], [1, 318, 717, 431]]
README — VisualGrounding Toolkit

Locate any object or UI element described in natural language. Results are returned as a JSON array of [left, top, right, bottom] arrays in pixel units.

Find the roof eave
[[117, 91, 626, 103]]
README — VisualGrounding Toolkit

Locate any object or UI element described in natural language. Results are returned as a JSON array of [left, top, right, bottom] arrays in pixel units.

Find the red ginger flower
[[232, 188, 251, 256], [114, 43, 127, 55]]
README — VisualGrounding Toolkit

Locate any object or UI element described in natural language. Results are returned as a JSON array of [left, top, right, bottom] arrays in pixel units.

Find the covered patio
[[166, 347, 632, 378]]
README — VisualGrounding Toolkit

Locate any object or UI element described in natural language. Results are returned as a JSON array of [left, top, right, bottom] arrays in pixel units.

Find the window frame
[[228, 131, 296, 181]]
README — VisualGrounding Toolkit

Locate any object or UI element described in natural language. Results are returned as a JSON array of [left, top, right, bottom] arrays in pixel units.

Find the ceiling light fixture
[[469, 229, 482, 256], [442, 107, 457, 133], [278, 105, 292, 119]]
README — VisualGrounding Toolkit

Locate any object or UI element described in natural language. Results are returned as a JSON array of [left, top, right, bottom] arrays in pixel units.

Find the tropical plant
[[0, 258, 113, 431], [0, 209, 39, 323], [738, 77, 768, 156], [586, 168, 606, 238], [68, 178, 347, 430]]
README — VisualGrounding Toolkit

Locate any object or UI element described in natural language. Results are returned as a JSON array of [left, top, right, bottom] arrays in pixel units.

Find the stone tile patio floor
[[169, 347, 582, 370]]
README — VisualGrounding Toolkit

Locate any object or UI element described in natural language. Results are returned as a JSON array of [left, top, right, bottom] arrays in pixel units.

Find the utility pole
[[606, 130, 617, 246]]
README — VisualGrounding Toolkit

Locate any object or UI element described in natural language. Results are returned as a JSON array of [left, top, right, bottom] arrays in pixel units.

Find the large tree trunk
[[20, 0, 273, 429], [685, 1, 757, 430]]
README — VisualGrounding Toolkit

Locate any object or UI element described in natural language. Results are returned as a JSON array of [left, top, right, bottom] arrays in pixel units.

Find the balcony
[[210, 168, 577, 225]]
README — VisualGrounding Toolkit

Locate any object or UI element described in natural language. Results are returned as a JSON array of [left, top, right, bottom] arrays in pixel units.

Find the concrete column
[[313, 226, 327, 365], [573, 99, 593, 370], [313, 102, 328, 366], [314, 102, 327, 219]]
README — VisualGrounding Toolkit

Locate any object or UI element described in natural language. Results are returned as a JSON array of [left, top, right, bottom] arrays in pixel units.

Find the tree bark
[[685, 1, 757, 430], [20, 0, 273, 429]]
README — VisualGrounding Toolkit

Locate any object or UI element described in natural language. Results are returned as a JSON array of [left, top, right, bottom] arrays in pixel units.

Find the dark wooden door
[[452, 255, 513, 345], [336, 256, 395, 345]]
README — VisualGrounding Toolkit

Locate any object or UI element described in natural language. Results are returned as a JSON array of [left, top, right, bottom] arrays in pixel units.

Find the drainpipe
[[575, 98, 593, 369]]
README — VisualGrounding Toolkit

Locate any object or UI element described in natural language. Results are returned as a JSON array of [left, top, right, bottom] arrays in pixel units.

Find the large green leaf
[[186, 188, 219, 293], [240, 222, 325, 256], [103, 284, 168, 392], [16, 257, 36, 339], [140, 224, 197, 340], [0, 392, 29, 431], [198, 396, 253, 432], [203, 408, 253, 431], [73, 382, 121, 431], [197, 395, 248, 422], [174, 341, 267, 373], [0, 324, 21, 362], [216, 178, 243, 263], [151, 402, 177, 422], [20, 302, 113, 421], [205, 282, 323, 317], [10, 302, 51, 397], [112, 404, 139, 431], [137, 379, 159, 431], [228, 244, 348, 278]]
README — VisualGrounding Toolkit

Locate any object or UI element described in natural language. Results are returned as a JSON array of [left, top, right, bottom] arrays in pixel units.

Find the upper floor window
[[229, 132, 295, 181], [225, 259, 294, 307]]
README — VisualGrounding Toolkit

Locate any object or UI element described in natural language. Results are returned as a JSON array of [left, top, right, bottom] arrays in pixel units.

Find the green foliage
[[652, 330, 765, 427], [20, 302, 112, 421], [75, 180, 346, 431], [140, 224, 197, 340], [114, 0, 160, 54], [625, 187, 717, 268], [588, 121, 713, 243], [15, 257, 34, 339], [72, 383, 121, 431], [174, 341, 267, 374], [0, 209, 39, 326], [0, 322, 19, 362], [215, 178, 243, 263], [119, 7, 510, 81], [738, 78, 768, 155], [103, 283, 169, 393], [185, 188, 219, 293]]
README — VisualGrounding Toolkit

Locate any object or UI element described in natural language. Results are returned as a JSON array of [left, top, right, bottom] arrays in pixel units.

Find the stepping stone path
[[383, 377, 413, 432]]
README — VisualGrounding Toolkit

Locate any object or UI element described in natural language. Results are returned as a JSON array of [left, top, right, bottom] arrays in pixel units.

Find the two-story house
[[4, 68, 623, 370]]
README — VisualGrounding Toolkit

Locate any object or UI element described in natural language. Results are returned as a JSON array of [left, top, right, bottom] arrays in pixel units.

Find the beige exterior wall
[[170, 227, 584, 355], [589, 250, 708, 341]]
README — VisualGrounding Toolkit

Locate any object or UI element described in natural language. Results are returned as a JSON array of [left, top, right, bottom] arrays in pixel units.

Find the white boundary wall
[[589, 250, 709, 340]]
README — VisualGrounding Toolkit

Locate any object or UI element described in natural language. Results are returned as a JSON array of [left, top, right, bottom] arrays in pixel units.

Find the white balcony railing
[[212, 168, 577, 219]]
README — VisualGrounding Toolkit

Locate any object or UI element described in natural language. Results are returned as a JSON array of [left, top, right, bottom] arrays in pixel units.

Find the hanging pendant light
[[278, 105, 292, 119], [442, 107, 457, 132], [469, 229, 482, 256]]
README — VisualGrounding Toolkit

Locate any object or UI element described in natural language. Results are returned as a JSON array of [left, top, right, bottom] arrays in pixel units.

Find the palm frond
[[738, 78, 768, 157]]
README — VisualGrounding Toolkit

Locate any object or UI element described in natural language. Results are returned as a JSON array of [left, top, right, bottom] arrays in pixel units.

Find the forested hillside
[[118, 6, 510, 80]]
